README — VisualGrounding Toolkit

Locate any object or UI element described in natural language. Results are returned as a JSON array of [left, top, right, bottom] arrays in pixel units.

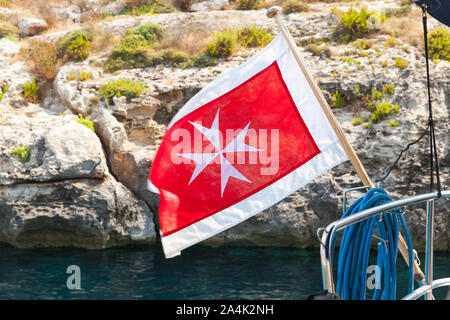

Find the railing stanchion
[[425, 199, 435, 300]]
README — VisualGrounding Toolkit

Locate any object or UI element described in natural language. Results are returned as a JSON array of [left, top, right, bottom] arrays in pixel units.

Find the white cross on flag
[[148, 34, 348, 258]]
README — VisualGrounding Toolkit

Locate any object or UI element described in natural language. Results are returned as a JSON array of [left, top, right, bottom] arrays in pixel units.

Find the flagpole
[[266, 6, 424, 290]]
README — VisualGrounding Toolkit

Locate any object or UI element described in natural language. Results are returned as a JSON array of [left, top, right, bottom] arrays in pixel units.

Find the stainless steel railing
[[402, 278, 450, 300], [318, 190, 450, 300]]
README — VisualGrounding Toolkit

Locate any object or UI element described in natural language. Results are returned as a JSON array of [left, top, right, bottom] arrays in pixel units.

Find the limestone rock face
[[0, 110, 156, 249], [54, 65, 166, 209], [50, 8, 449, 251], [49, 5, 81, 23], [0, 113, 108, 185], [0, 38, 41, 110], [0, 38, 19, 58], [18, 18, 48, 36], [101, 1, 125, 16], [0, 3, 448, 251], [0, 177, 155, 249], [191, 0, 229, 12]]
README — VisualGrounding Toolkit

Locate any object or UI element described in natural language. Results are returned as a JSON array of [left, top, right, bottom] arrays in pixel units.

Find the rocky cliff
[[0, 0, 448, 252]]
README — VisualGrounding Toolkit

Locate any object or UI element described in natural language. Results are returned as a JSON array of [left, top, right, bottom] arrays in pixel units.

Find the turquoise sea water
[[0, 244, 448, 300]]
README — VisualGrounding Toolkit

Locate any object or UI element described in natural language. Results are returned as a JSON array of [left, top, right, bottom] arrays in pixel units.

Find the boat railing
[[318, 189, 450, 300]]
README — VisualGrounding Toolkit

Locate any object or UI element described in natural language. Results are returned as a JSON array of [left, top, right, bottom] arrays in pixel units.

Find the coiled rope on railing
[[331, 188, 415, 300]]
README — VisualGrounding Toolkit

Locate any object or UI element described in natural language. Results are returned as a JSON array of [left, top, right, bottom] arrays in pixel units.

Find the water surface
[[0, 244, 448, 300]]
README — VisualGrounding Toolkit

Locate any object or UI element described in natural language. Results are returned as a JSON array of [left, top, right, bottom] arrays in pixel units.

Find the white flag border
[[149, 34, 348, 258]]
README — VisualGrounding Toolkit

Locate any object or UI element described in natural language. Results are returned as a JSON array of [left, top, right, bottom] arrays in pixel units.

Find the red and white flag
[[148, 34, 348, 258]]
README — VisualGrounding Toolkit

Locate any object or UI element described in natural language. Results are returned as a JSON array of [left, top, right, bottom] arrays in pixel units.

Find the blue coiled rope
[[331, 188, 415, 300]]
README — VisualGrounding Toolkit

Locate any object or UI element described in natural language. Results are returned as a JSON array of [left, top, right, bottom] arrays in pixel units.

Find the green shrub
[[237, 0, 261, 10], [106, 47, 151, 71], [388, 119, 400, 127], [148, 2, 175, 13], [393, 57, 408, 68], [58, 31, 89, 52], [79, 72, 91, 81], [127, 23, 164, 45], [382, 83, 394, 95], [149, 49, 189, 67], [10, 144, 31, 163], [363, 122, 372, 130], [105, 23, 164, 71], [365, 86, 383, 111], [401, 45, 410, 53], [99, 79, 147, 105], [206, 27, 272, 59], [67, 35, 92, 61], [58, 31, 93, 62], [352, 39, 375, 51], [332, 8, 374, 43], [0, 84, 8, 102], [352, 117, 363, 126], [426, 28, 450, 62], [121, 2, 175, 15], [0, 23, 19, 40], [332, 90, 346, 108], [107, 47, 189, 70], [305, 43, 332, 57], [282, 0, 310, 14], [370, 101, 399, 123], [67, 71, 77, 81], [22, 79, 41, 103], [185, 54, 219, 68], [67, 71, 91, 81], [207, 29, 237, 58], [385, 36, 400, 48], [341, 57, 360, 66], [0, 0, 13, 8], [159, 49, 189, 66], [74, 114, 95, 132], [237, 26, 273, 48], [105, 34, 151, 71], [120, 5, 154, 15], [119, 34, 149, 50], [371, 87, 383, 100], [364, 86, 396, 125]]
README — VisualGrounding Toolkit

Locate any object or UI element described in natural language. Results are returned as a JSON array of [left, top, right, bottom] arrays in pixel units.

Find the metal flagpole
[[266, 6, 425, 291]]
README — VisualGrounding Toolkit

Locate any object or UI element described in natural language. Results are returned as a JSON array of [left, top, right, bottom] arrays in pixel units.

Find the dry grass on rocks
[[20, 39, 60, 81], [154, 26, 214, 56], [380, 7, 424, 50]]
